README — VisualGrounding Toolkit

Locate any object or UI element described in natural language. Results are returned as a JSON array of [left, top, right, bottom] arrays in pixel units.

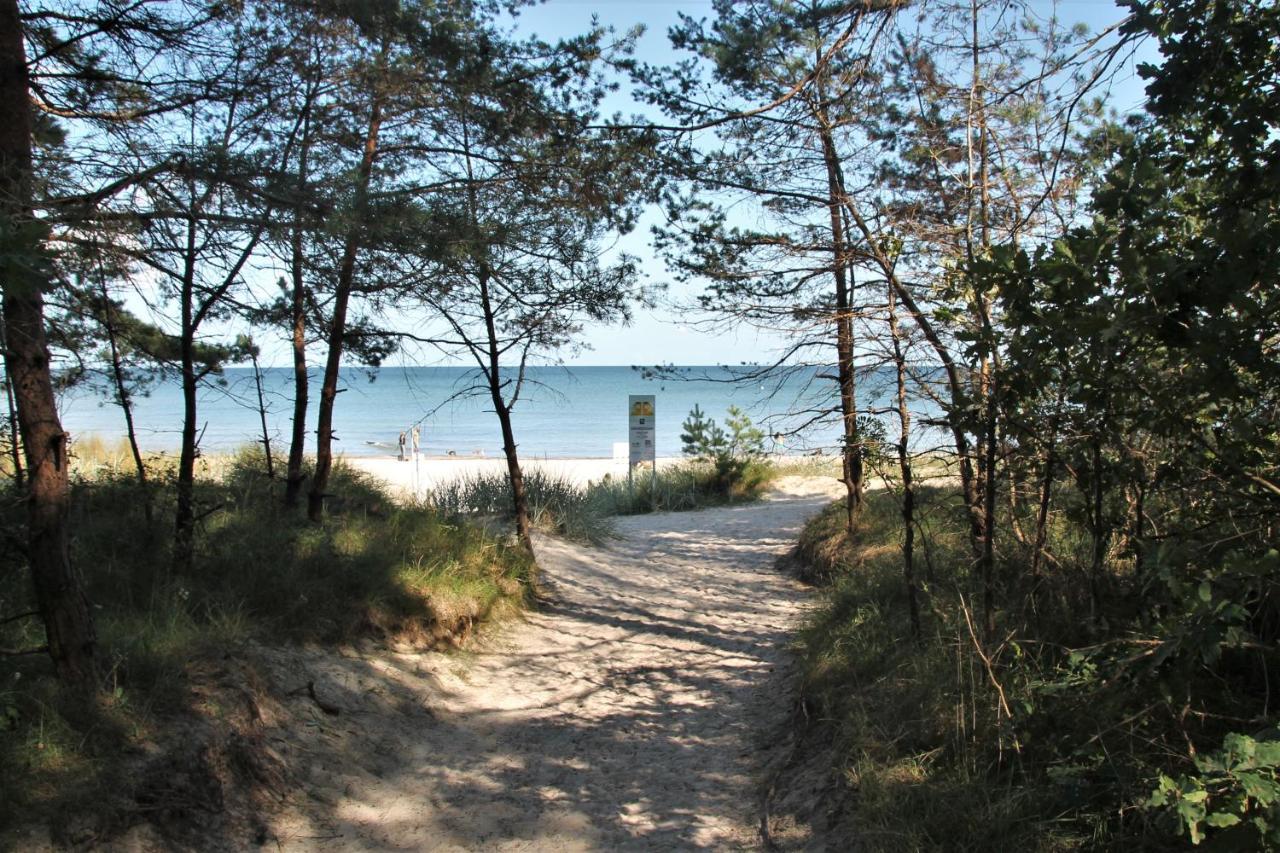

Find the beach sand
[[346, 453, 686, 498]]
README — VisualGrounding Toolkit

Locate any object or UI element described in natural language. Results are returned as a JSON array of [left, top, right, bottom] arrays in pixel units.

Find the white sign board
[[628, 395, 656, 467]]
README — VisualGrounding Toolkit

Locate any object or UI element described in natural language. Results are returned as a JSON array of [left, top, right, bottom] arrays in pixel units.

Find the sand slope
[[264, 475, 843, 850]]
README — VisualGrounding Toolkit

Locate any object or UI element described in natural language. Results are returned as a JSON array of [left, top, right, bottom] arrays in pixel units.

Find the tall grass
[[427, 467, 615, 543], [426, 459, 780, 539], [587, 458, 776, 515], [0, 448, 533, 834], [795, 490, 1068, 850]]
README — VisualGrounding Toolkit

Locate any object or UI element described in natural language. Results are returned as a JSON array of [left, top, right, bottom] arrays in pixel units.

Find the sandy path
[[263, 475, 842, 851]]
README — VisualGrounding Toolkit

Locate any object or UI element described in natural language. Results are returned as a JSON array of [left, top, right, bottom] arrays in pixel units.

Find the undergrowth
[[0, 448, 532, 836], [796, 488, 1279, 851]]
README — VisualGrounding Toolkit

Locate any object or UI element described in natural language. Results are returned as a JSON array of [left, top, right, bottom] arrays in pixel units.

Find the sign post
[[628, 395, 656, 500]]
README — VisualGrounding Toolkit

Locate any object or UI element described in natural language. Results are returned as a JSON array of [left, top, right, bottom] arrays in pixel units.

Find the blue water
[[59, 364, 933, 458]]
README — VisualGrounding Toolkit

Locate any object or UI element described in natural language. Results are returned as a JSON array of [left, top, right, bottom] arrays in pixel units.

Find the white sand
[[346, 454, 688, 499], [261, 474, 845, 850]]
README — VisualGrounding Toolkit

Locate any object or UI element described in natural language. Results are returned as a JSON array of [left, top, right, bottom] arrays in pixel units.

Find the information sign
[[628, 395, 656, 468]]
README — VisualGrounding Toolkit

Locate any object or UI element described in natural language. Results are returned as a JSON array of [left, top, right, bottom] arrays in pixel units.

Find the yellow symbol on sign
[[630, 400, 654, 417]]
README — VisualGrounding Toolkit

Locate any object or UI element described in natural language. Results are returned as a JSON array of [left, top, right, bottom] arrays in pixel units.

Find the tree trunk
[[308, 91, 383, 521], [99, 280, 151, 523], [980, 378, 998, 639], [0, 0, 96, 684], [173, 210, 200, 572], [284, 86, 314, 508], [478, 265, 533, 555], [812, 80, 861, 536], [1030, 388, 1065, 589], [889, 286, 920, 637], [494, 396, 533, 555], [1089, 438, 1107, 621], [839, 199, 985, 560], [1, 318, 23, 489], [251, 350, 274, 478]]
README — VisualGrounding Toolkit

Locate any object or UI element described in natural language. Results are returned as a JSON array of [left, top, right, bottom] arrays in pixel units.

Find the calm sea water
[[59, 364, 934, 459]]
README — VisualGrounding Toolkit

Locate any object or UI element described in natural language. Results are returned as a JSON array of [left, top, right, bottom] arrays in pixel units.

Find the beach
[[346, 453, 689, 499]]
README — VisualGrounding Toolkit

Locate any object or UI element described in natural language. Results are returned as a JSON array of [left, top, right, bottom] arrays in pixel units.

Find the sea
[[58, 364, 938, 459]]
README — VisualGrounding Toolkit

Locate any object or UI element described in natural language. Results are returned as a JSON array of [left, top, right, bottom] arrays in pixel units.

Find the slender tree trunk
[[889, 287, 920, 637], [980, 378, 998, 639], [99, 281, 151, 523], [251, 350, 274, 478], [173, 208, 200, 571], [309, 91, 383, 521], [1089, 438, 1107, 621], [0, 0, 96, 684], [478, 266, 533, 554], [968, 0, 998, 637], [284, 87, 314, 508], [493, 396, 533, 554], [1, 318, 24, 489], [839, 199, 985, 559], [1030, 388, 1065, 588], [813, 81, 861, 535]]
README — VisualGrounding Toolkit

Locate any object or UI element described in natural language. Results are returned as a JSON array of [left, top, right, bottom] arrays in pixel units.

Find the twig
[[193, 503, 225, 523], [958, 593, 1016, 727]]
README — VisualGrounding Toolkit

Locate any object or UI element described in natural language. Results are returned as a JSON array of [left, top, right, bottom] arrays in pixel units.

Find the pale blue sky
[[500, 0, 1156, 368], [231, 0, 1155, 369]]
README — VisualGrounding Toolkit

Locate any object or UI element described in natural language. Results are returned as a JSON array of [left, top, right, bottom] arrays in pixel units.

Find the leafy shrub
[[1148, 732, 1280, 847]]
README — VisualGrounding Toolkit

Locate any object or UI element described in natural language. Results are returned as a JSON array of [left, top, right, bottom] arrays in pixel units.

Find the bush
[[794, 484, 1280, 850]]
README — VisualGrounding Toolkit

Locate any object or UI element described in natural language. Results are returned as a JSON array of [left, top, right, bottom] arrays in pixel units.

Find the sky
[[491, 0, 1156, 368], [252, 0, 1158, 369]]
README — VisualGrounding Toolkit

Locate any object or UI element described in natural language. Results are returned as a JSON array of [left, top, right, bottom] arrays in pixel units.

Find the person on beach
[[398, 431, 407, 461], [411, 425, 420, 456]]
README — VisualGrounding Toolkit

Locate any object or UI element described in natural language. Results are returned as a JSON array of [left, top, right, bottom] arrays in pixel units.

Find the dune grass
[[586, 457, 776, 515], [0, 448, 533, 835], [426, 458, 780, 541], [427, 466, 616, 543]]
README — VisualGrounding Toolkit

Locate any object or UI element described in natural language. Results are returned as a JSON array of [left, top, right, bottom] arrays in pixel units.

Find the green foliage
[[1148, 733, 1280, 847], [852, 414, 888, 463], [680, 404, 723, 458], [677, 404, 768, 502], [795, 490, 1083, 850], [795, 481, 1280, 849]]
